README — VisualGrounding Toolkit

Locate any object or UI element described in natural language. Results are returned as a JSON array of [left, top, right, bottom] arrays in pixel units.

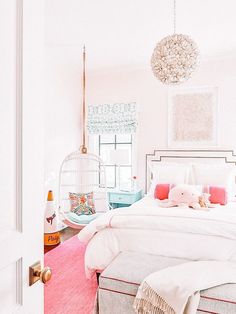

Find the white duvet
[[78, 196, 236, 278]]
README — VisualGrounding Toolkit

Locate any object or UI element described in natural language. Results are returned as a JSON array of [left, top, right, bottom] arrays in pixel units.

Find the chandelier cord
[[173, 0, 176, 34]]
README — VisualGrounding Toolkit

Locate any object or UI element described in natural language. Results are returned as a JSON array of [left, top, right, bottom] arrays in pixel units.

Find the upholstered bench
[[98, 252, 236, 314]]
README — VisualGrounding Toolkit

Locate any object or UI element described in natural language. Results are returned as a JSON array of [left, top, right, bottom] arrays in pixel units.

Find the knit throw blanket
[[133, 261, 236, 314]]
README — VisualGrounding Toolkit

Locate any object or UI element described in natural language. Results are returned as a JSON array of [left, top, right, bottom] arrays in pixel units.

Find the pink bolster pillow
[[154, 184, 172, 200], [203, 186, 228, 205]]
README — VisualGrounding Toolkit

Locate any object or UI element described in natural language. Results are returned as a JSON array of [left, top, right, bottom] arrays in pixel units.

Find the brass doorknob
[[29, 262, 52, 286], [35, 267, 52, 284]]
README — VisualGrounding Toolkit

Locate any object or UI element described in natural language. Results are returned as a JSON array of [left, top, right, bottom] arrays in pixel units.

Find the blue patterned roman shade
[[87, 102, 137, 134]]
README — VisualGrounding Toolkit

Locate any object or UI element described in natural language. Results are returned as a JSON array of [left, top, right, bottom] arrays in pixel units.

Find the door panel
[[0, 0, 17, 234], [0, 0, 44, 313], [0, 259, 22, 314]]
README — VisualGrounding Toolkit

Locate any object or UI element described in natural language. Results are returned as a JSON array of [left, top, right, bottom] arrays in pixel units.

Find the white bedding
[[78, 196, 236, 278]]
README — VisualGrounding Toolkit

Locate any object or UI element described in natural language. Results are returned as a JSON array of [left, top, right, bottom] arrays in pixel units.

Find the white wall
[[87, 56, 236, 190], [44, 1, 236, 196], [44, 0, 236, 195], [44, 46, 82, 200]]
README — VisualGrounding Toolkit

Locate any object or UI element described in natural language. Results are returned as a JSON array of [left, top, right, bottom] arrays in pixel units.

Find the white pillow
[[148, 163, 191, 196], [192, 163, 235, 185], [192, 163, 236, 198]]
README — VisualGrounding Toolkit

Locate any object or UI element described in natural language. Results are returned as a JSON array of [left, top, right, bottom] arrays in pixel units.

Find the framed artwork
[[168, 86, 218, 148]]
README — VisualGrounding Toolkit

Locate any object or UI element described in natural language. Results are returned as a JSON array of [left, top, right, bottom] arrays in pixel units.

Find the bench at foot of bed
[[98, 252, 236, 314]]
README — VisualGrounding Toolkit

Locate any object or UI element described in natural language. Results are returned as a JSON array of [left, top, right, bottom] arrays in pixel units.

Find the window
[[90, 134, 133, 190]]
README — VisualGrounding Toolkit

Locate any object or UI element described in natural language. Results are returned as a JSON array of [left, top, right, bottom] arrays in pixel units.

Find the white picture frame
[[168, 86, 218, 148]]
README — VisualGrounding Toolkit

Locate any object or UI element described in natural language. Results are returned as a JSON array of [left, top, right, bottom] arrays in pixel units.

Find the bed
[[78, 149, 236, 278]]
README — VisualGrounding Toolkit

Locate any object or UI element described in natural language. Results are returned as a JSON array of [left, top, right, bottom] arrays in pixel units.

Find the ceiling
[[45, 0, 236, 70]]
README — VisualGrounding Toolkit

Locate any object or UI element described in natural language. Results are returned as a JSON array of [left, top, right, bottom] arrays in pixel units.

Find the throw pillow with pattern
[[69, 192, 95, 215]]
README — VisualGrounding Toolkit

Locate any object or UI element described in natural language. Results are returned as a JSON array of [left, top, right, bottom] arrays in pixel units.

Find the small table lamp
[[110, 149, 130, 190]]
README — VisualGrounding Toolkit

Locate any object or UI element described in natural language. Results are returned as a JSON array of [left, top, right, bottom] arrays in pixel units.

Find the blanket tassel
[[133, 282, 176, 314]]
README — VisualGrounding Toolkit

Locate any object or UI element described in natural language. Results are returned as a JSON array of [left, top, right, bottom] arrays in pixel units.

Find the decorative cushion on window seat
[[98, 252, 236, 314]]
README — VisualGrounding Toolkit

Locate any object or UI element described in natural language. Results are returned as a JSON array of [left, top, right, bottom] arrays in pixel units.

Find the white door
[[0, 1, 45, 313]]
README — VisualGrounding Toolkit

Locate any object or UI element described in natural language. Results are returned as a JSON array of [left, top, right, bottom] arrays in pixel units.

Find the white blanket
[[78, 196, 236, 277], [79, 196, 236, 243], [133, 261, 236, 314]]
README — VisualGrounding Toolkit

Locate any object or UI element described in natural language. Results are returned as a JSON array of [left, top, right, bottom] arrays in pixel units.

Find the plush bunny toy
[[159, 184, 202, 210]]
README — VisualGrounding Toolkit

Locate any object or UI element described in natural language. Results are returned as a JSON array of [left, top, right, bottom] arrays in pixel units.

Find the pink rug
[[44, 235, 97, 314]]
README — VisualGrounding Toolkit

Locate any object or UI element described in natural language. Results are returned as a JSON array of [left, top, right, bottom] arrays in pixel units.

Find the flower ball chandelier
[[151, 0, 199, 84]]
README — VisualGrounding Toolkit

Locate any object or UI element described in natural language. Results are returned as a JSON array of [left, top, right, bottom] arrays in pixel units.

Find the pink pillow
[[203, 186, 228, 205], [154, 184, 172, 200]]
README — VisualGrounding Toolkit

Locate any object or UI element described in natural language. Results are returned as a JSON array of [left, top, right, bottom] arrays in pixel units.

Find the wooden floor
[[44, 227, 80, 254]]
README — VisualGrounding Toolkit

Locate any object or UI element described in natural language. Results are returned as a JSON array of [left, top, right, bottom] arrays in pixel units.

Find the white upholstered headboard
[[145, 149, 236, 193]]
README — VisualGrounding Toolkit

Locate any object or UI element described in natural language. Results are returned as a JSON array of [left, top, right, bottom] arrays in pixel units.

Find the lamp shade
[[109, 149, 130, 165]]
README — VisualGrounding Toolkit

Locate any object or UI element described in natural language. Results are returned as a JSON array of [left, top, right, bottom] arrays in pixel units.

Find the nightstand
[[108, 189, 143, 209]]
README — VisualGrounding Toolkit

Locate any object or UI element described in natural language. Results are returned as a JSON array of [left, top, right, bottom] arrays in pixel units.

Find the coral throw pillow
[[69, 192, 95, 215], [203, 186, 228, 205], [154, 184, 172, 200]]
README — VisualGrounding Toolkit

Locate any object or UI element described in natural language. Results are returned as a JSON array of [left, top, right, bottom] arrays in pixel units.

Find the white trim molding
[[16, 0, 23, 233]]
